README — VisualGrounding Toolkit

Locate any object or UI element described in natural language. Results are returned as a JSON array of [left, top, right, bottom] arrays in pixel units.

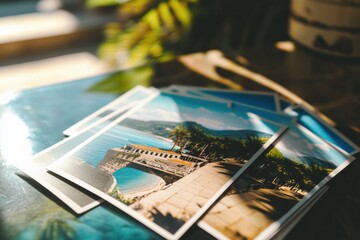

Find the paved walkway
[[131, 162, 240, 233], [202, 187, 301, 239]]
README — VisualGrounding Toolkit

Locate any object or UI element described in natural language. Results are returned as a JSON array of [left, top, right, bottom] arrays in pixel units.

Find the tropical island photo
[[97, 119, 272, 204], [49, 92, 284, 236], [201, 127, 348, 240]]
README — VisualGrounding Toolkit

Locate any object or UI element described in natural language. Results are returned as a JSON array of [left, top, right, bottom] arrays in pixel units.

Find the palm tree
[[169, 125, 190, 151], [179, 131, 192, 152], [306, 163, 331, 188], [242, 136, 266, 160], [225, 137, 246, 160], [198, 134, 215, 158], [185, 127, 208, 155]]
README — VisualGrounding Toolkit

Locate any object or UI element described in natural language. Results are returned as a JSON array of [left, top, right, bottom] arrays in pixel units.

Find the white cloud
[[129, 108, 183, 122], [245, 115, 276, 135], [197, 107, 212, 113], [311, 142, 331, 152], [274, 141, 299, 159], [181, 113, 241, 130], [275, 129, 336, 162]]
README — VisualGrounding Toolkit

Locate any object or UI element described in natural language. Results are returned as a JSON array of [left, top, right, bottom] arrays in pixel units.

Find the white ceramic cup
[[289, 0, 360, 57]]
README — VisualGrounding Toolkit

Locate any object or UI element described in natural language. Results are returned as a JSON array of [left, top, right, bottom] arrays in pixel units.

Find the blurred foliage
[[86, 0, 123, 8], [35, 219, 75, 240], [93, 0, 196, 68], [86, 0, 289, 93], [109, 187, 134, 205], [87, 0, 290, 68], [87, 64, 154, 93]]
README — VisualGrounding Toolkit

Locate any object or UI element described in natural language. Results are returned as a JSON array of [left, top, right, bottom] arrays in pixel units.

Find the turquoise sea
[[113, 167, 163, 194], [74, 123, 173, 193]]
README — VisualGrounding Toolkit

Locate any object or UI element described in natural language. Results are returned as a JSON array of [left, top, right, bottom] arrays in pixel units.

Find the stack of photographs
[[13, 85, 359, 240]]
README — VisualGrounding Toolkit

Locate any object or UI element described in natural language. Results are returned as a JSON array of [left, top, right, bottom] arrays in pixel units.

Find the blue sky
[[295, 106, 357, 154], [198, 89, 278, 112], [275, 126, 349, 167], [125, 93, 282, 135]]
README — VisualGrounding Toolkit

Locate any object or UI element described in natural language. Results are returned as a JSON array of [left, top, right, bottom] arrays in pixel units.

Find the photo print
[[14, 89, 159, 213], [167, 85, 281, 113], [48, 90, 290, 239], [198, 124, 354, 240], [285, 104, 360, 155], [63, 86, 157, 136]]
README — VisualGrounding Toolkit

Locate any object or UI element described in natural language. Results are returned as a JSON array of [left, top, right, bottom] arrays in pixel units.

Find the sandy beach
[[107, 176, 117, 193], [124, 177, 166, 200]]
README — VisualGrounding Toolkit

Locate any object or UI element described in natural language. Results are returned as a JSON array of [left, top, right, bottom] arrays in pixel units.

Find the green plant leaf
[[158, 2, 176, 31], [86, 0, 128, 8], [98, 0, 197, 67], [87, 65, 154, 93], [169, 0, 192, 28], [144, 8, 161, 31]]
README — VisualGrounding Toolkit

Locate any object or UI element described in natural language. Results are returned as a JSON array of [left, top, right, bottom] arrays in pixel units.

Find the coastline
[[107, 176, 117, 193], [123, 177, 166, 200]]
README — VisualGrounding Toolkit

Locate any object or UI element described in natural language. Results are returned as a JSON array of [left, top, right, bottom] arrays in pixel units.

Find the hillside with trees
[[120, 118, 271, 162], [245, 145, 334, 193]]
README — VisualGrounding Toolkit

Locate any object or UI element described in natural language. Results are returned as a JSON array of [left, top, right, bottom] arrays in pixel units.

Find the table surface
[[1, 47, 359, 240]]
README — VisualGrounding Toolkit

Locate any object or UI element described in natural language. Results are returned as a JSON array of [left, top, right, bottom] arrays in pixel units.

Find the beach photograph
[[200, 125, 351, 240], [167, 86, 280, 113], [192, 88, 280, 113], [63, 86, 156, 136], [289, 105, 359, 155], [48, 92, 285, 238]]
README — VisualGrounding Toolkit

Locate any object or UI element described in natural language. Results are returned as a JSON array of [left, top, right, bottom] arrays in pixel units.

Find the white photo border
[[48, 90, 288, 239], [14, 91, 158, 214], [63, 86, 156, 136], [197, 124, 355, 240], [167, 85, 282, 113], [291, 103, 360, 155]]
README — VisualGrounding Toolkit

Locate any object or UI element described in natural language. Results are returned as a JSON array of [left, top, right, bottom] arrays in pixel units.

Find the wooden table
[[1, 47, 359, 239]]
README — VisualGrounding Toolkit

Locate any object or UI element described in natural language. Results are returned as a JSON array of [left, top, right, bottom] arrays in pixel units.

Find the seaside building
[[124, 144, 207, 165], [97, 144, 208, 178], [120, 144, 208, 176]]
